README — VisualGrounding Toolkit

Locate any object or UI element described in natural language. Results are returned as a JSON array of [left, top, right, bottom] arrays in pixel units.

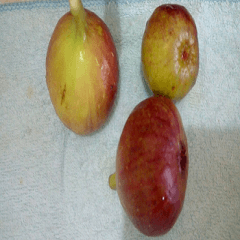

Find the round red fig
[[115, 96, 189, 236]]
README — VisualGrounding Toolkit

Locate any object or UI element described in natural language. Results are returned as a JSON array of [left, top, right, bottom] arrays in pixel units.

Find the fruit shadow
[[104, 0, 122, 58], [121, 126, 240, 239], [140, 62, 154, 98]]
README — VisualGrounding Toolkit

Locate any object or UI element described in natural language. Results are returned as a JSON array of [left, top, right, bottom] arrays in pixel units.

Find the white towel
[[0, 0, 240, 239]]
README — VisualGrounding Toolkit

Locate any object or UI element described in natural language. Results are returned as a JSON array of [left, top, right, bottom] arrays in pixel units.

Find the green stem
[[69, 0, 86, 33], [109, 173, 117, 190]]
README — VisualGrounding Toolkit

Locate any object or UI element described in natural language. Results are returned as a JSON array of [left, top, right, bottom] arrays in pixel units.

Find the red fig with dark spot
[[110, 96, 189, 236]]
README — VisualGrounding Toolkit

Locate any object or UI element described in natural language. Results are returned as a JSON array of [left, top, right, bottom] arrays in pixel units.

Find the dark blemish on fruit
[[178, 142, 187, 173], [61, 84, 66, 105], [172, 86, 175, 91], [152, 200, 157, 206], [110, 85, 114, 90], [182, 49, 189, 61]]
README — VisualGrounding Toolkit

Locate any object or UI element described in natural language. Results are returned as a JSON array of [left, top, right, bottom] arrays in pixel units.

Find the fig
[[110, 96, 189, 236], [46, 0, 119, 135], [142, 4, 199, 101]]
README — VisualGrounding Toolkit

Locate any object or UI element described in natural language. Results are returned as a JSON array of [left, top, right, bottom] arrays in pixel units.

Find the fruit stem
[[69, 0, 87, 34], [109, 173, 116, 190]]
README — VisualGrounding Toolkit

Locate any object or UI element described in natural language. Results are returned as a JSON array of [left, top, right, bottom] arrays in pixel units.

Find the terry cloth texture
[[0, 0, 240, 239]]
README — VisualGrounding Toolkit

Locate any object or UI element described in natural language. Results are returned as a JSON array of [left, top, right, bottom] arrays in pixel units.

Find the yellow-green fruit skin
[[46, 10, 119, 135], [142, 4, 199, 101]]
